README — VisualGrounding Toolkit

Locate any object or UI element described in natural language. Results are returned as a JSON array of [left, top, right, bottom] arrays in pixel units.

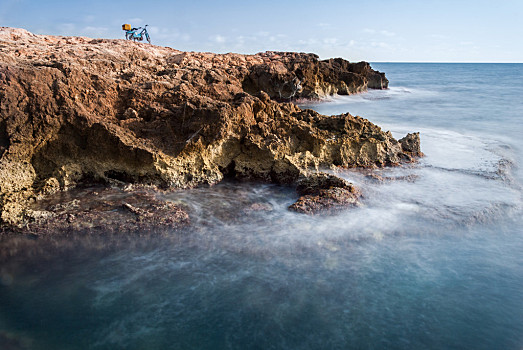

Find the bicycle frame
[[125, 25, 150, 44]]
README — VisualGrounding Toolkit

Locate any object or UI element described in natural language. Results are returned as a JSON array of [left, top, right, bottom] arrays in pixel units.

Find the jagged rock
[[295, 172, 352, 195], [399, 132, 423, 157], [0, 27, 419, 227], [289, 172, 362, 214], [347, 61, 389, 89], [243, 53, 388, 99]]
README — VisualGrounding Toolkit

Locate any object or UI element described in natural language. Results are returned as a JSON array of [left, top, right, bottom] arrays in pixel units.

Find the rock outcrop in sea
[[0, 27, 420, 230]]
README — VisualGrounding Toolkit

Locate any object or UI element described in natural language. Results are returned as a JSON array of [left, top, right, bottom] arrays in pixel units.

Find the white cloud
[[363, 29, 395, 37], [210, 34, 227, 43], [57, 23, 75, 35], [145, 26, 190, 42], [323, 38, 338, 45], [370, 41, 391, 49], [81, 26, 110, 36], [380, 30, 396, 37], [83, 15, 96, 23], [148, 26, 159, 35]]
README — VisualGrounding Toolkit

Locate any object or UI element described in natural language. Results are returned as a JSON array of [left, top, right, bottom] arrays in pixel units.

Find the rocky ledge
[[0, 27, 421, 231]]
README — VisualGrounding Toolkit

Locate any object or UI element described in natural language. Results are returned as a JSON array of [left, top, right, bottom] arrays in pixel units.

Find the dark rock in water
[[365, 173, 419, 183], [289, 172, 361, 214], [289, 187, 361, 215], [0, 27, 420, 228], [19, 188, 189, 235], [295, 172, 352, 196], [243, 202, 274, 213], [399, 132, 423, 158]]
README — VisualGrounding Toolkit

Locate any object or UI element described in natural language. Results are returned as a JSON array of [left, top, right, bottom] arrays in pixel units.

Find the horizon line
[[370, 61, 523, 64]]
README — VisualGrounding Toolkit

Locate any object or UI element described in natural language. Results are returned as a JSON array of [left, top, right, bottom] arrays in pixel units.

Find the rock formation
[[0, 27, 420, 228], [289, 173, 361, 214]]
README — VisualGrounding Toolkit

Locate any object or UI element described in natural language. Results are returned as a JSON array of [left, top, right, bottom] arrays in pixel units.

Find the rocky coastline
[[0, 27, 421, 234]]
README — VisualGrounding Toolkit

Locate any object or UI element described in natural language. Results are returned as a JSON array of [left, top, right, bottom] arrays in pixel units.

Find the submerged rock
[[19, 188, 189, 235], [0, 27, 420, 228], [365, 173, 419, 183]]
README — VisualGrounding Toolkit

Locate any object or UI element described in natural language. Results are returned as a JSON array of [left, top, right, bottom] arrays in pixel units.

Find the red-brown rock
[[0, 28, 419, 227]]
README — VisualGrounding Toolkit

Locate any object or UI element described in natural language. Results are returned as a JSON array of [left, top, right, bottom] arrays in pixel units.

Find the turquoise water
[[1, 64, 523, 349]]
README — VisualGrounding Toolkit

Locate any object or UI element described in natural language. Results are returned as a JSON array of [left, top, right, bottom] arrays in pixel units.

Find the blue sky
[[1, 0, 522, 62]]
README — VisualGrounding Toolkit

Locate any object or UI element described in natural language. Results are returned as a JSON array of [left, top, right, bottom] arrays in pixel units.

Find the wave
[[345, 127, 522, 229], [298, 86, 438, 109]]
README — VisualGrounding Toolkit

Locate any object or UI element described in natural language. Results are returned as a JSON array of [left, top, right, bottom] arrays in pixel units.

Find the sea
[[1, 63, 522, 349]]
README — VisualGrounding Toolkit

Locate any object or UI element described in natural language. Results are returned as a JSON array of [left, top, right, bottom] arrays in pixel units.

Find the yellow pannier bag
[[122, 24, 131, 31]]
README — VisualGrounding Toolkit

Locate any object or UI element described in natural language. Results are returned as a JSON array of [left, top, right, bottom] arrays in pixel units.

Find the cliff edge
[[0, 27, 420, 228]]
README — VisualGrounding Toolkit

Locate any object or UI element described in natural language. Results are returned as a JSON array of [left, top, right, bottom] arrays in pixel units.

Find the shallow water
[[1, 63, 523, 349]]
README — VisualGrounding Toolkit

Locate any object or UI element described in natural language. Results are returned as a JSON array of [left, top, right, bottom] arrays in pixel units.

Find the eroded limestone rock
[[0, 27, 419, 227]]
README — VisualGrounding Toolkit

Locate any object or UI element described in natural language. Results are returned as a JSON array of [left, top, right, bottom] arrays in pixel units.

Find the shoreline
[[0, 27, 420, 232]]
